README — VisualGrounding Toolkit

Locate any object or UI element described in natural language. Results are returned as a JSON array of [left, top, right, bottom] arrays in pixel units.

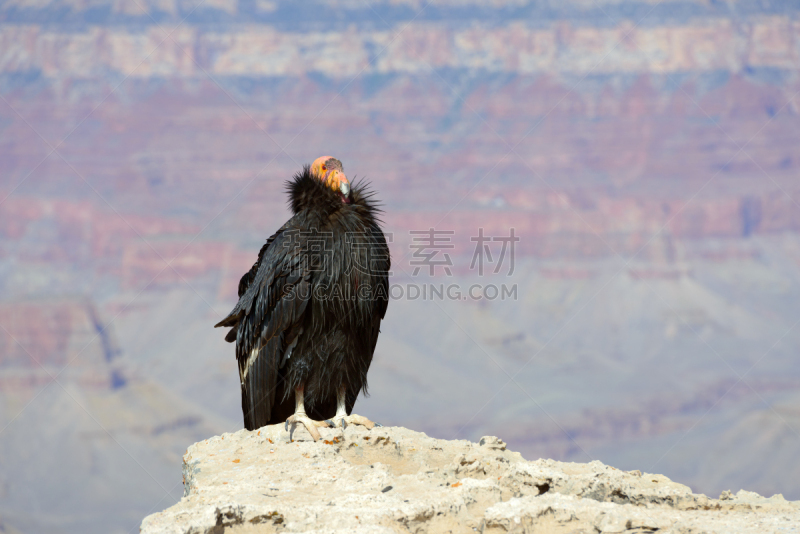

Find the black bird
[[215, 156, 390, 440]]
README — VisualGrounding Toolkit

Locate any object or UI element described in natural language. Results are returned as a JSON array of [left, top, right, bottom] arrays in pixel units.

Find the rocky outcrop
[[141, 425, 799, 533]]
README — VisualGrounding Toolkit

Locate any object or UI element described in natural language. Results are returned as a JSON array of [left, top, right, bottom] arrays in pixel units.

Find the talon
[[334, 414, 377, 430], [283, 388, 327, 441], [325, 419, 334, 426], [285, 413, 326, 441]]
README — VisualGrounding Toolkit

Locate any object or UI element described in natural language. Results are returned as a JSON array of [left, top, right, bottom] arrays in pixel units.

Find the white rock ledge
[[141, 424, 800, 533]]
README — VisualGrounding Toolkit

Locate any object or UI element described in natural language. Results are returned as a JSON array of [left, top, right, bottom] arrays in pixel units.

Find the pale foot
[[331, 414, 381, 430], [285, 414, 333, 441]]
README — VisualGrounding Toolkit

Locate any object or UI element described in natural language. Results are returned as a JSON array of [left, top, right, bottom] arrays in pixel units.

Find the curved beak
[[340, 181, 350, 196]]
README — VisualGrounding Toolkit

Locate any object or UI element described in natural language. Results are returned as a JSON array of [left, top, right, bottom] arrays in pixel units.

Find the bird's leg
[[330, 384, 379, 430], [284, 386, 332, 441], [331, 386, 348, 427]]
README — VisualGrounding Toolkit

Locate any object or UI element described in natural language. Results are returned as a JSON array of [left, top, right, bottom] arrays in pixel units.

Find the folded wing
[[215, 223, 312, 430]]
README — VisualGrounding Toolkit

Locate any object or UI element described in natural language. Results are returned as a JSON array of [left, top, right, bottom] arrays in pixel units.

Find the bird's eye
[[321, 165, 326, 171]]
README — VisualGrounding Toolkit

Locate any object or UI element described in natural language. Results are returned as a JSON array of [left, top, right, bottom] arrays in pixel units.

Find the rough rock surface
[[141, 425, 800, 534]]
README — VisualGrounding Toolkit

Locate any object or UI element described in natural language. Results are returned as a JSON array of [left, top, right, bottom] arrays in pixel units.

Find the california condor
[[215, 156, 390, 440]]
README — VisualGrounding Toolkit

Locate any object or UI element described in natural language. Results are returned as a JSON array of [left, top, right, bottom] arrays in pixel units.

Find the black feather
[[216, 165, 391, 430]]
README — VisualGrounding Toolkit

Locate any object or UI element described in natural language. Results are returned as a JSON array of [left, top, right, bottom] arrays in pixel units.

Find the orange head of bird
[[311, 156, 350, 203]]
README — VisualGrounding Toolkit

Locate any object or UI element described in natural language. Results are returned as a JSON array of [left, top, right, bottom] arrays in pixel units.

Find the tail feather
[[240, 337, 280, 430]]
